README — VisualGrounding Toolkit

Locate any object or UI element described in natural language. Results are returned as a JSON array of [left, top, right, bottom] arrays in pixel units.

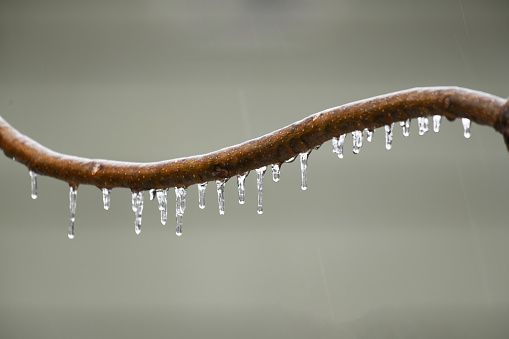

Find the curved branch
[[1, 86, 508, 191]]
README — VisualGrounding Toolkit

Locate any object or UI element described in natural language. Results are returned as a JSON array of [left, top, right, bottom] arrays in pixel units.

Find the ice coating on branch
[[272, 164, 280, 182], [400, 119, 410, 137], [198, 183, 207, 209], [352, 130, 363, 154], [462, 118, 471, 138], [149, 189, 156, 201], [332, 134, 346, 159], [433, 115, 442, 132], [156, 188, 168, 225], [385, 123, 394, 150], [418, 117, 429, 135], [285, 155, 297, 163], [175, 187, 186, 236], [300, 152, 309, 191], [364, 128, 374, 142], [256, 166, 266, 214], [29, 170, 37, 199], [237, 172, 247, 204], [102, 188, 110, 210], [68, 186, 77, 239], [216, 179, 226, 215], [132, 191, 144, 235]]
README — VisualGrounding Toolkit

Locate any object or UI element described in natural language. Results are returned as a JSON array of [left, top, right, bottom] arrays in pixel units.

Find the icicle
[[175, 187, 187, 236], [216, 179, 226, 215], [400, 119, 411, 137], [433, 115, 442, 132], [149, 189, 156, 201], [68, 186, 77, 239], [272, 164, 280, 182], [102, 188, 111, 210], [156, 188, 168, 225], [300, 152, 309, 191], [332, 134, 346, 159], [132, 191, 144, 235], [198, 183, 207, 209], [237, 172, 247, 204], [385, 123, 394, 150], [462, 118, 471, 138], [352, 130, 363, 154], [29, 170, 37, 199], [256, 166, 266, 214], [418, 117, 429, 135], [364, 128, 374, 142]]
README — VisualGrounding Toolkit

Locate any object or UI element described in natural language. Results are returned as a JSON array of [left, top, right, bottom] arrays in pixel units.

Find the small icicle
[[385, 123, 394, 150], [256, 166, 266, 214], [175, 187, 187, 236], [156, 189, 168, 225], [132, 191, 144, 235], [272, 164, 280, 182], [332, 134, 346, 158], [149, 189, 156, 201], [29, 170, 37, 199], [462, 118, 471, 138], [68, 186, 77, 239], [198, 183, 207, 209], [400, 119, 411, 137], [352, 130, 363, 154], [237, 172, 247, 204], [102, 188, 111, 210], [364, 128, 374, 142], [300, 152, 309, 191], [216, 179, 226, 215], [433, 115, 442, 133], [418, 117, 429, 135]]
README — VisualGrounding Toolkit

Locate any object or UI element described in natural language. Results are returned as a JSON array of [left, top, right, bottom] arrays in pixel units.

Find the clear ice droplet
[[29, 170, 37, 199], [102, 188, 111, 210], [385, 123, 394, 150], [332, 134, 346, 158], [272, 164, 280, 182], [156, 189, 168, 225], [216, 179, 226, 215], [364, 129, 374, 142], [198, 183, 207, 209], [68, 186, 77, 239], [462, 118, 471, 138], [175, 187, 187, 236], [149, 189, 156, 201], [132, 191, 144, 235], [256, 166, 266, 214], [418, 117, 429, 135], [400, 119, 411, 137], [433, 115, 442, 132], [300, 152, 309, 191], [237, 172, 247, 204], [352, 130, 363, 154]]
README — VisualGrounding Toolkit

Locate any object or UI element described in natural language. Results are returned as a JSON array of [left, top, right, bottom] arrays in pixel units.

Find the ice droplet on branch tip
[[156, 188, 168, 225], [418, 117, 429, 135], [216, 179, 226, 215], [385, 123, 394, 150], [256, 166, 266, 214], [197, 183, 207, 209], [400, 119, 410, 137], [68, 186, 77, 239], [149, 189, 156, 201], [175, 187, 186, 236], [352, 130, 363, 154], [132, 191, 143, 235], [364, 128, 374, 142], [29, 170, 37, 199], [462, 118, 471, 138], [433, 115, 441, 132], [272, 164, 280, 182], [300, 152, 309, 191], [102, 188, 110, 210], [237, 173, 247, 204], [332, 134, 346, 159]]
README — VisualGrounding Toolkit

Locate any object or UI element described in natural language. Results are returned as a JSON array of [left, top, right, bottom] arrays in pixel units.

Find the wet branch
[[1, 86, 508, 191]]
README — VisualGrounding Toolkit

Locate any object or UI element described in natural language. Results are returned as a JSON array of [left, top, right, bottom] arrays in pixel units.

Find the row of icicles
[[27, 116, 471, 239]]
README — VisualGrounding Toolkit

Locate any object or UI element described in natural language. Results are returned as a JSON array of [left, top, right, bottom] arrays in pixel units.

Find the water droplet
[[400, 119, 411, 137], [352, 130, 363, 154], [68, 186, 77, 239], [149, 189, 156, 201], [216, 179, 226, 215], [418, 117, 429, 135], [385, 123, 394, 150], [29, 170, 37, 199], [462, 118, 471, 138], [102, 188, 111, 210], [332, 134, 346, 158], [237, 172, 247, 204], [364, 128, 374, 142], [256, 166, 266, 214], [272, 164, 280, 182], [433, 115, 441, 132], [132, 191, 144, 235], [300, 152, 309, 191], [198, 183, 207, 209], [156, 189, 168, 225], [175, 187, 187, 236]]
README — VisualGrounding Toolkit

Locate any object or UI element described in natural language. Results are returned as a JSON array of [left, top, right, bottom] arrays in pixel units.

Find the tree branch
[[1, 86, 508, 191]]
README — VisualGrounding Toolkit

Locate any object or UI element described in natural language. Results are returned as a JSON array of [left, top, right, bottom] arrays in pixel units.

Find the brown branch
[[1, 86, 508, 191]]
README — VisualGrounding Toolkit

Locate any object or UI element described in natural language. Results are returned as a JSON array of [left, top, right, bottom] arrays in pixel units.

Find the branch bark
[[1, 86, 508, 191]]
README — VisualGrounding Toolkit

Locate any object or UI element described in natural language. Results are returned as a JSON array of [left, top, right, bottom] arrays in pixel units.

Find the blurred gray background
[[1, 0, 509, 338]]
